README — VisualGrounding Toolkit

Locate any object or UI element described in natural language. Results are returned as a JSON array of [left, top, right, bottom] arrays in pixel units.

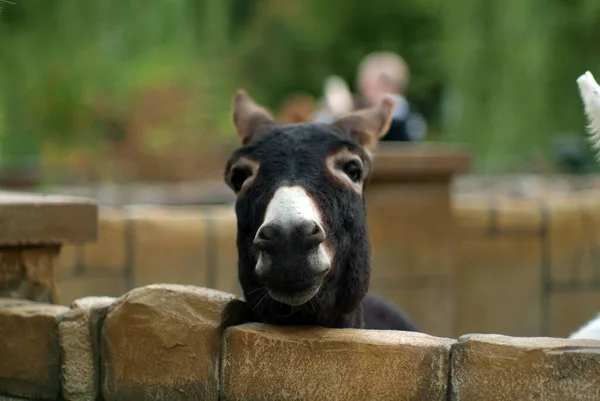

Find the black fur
[[361, 293, 420, 331], [220, 293, 420, 333]]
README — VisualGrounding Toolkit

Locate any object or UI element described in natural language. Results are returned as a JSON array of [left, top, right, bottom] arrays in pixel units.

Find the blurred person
[[355, 51, 427, 142]]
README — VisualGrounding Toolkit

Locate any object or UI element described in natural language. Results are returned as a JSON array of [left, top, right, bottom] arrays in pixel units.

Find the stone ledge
[[221, 323, 454, 401], [0, 299, 68, 400], [3, 285, 600, 400], [0, 191, 97, 245], [450, 333, 600, 400]]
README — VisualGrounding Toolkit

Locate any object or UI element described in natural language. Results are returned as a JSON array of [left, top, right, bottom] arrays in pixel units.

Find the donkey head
[[224, 90, 394, 327]]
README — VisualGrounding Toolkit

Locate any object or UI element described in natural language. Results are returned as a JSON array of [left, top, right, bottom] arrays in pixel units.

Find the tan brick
[[370, 279, 454, 338], [547, 198, 586, 283], [496, 198, 542, 233], [550, 292, 600, 338], [368, 183, 454, 279], [455, 236, 542, 337], [56, 244, 79, 275], [208, 205, 242, 295], [82, 207, 127, 273], [0, 246, 60, 303], [101, 284, 235, 400], [221, 324, 454, 401], [451, 334, 600, 400], [128, 207, 209, 288], [0, 300, 68, 399], [59, 296, 115, 401], [453, 195, 491, 235]]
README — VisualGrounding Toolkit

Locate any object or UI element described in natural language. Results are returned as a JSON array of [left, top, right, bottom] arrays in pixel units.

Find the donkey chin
[[254, 240, 332, 307]]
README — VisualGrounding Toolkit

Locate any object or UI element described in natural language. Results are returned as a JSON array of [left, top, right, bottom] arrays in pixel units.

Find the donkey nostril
[[256, 224, 279, 242], [299, 221, 326, 246], [309, 223, 321, 236], [299, 221, 317, 236]]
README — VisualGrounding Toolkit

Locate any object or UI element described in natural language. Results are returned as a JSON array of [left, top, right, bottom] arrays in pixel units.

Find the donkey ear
[[330, 97, 395, 150], [232, 90, 276, 145]]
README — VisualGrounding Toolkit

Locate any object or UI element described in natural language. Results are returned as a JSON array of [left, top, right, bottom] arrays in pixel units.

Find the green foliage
[[0, 0, 236, 162], [440, 0, 600, 170], [2, 0, 600, 173]]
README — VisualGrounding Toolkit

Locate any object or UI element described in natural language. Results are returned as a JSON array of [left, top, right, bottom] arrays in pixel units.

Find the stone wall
[[454, 190, 600, 338], [1, 285, 599, 400], [56, 189, 600, 339]]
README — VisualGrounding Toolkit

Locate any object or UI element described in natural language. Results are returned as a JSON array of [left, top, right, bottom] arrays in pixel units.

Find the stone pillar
[[366, 143, 472, 338], [0, 191, 97, 304]]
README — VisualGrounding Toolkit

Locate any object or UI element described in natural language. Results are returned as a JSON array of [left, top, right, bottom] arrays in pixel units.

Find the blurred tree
[[440, 0, 600, 170], [2, 0, 600, 178], [0, 0, 239, 181]]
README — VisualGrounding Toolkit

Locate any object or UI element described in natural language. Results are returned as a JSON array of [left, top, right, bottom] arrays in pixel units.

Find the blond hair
[[357, 51, 410, 94]]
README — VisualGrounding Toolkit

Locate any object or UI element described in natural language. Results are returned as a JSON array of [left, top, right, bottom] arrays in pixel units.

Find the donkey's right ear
[[231, 90, 275, 145]]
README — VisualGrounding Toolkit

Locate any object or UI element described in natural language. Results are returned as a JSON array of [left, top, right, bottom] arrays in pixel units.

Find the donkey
[[220, 90, 419, 331]]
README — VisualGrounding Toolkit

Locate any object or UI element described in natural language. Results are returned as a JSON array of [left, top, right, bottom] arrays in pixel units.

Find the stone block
[[101, 284, 235, 401], [550, 292, 600, 338], [0, 299, 68, 399], [128, 208, 209, 288], [450, 334, 600, 400], [208, 206, 243, 295], [221, 324, 454, 401], [546, 196, 600, 287], [455, 236, 542, 337], [496, 198, 543, 233], [59, 296, 115, 401], [83, 207, 127, 273], [453, 195, 491, 236], [56, 244, 79, 275], [370, 278, 454, 338], [368, 183, 454, 279]]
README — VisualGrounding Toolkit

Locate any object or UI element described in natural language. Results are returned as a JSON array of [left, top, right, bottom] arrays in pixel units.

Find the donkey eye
[[342, 160, 363, 182], [230, 166, 253, 192]]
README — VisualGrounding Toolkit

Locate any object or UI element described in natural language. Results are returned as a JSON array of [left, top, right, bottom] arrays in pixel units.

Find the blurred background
[[3, 0, 600, 338], [2, 0, 600, 191]]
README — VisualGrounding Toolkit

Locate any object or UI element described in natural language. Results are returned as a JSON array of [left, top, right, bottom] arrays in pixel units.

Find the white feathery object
[[577, 71, 600, 155], [323, 75, 354, 117], [568, 313, 600, 340]]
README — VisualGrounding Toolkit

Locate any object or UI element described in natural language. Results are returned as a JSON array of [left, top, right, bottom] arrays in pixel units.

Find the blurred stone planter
[[366, 143, 472, 338], [0, 191, 98, 304]]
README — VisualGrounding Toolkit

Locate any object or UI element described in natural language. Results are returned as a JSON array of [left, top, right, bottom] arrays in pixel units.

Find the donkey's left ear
[[329, 97, 395, 151], [232, 90, 276, 145]]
